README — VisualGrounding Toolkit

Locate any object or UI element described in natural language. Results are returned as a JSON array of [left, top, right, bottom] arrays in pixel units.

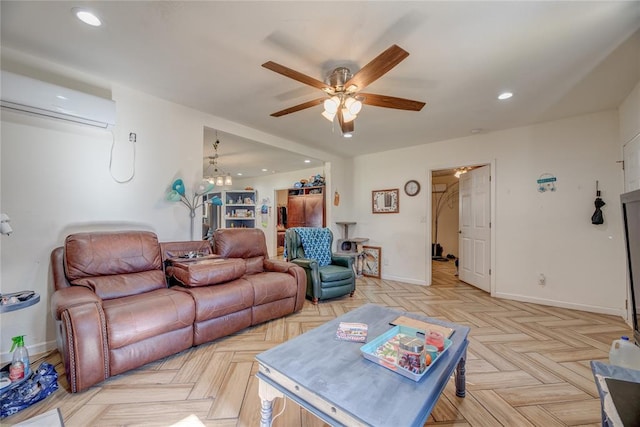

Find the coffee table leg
[[455, 350, 467, 398], [258, 378, 284, 427]]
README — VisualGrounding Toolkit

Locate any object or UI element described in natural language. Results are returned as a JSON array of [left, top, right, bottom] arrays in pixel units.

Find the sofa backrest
[[213, 228, 268, 274], [64, 231, 165, 299]]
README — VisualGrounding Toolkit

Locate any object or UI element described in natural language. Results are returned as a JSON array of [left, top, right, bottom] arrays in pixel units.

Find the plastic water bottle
[[9, 335, 30, 381], [609, 336, 640, 370]]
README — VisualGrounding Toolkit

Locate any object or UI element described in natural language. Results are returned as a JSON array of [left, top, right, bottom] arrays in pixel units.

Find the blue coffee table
[[256, 303, 470, 427]]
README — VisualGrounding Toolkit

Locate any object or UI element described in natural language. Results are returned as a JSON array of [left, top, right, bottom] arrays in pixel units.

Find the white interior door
[[623, 133, 640, 192], [459, 165, 491, 292]]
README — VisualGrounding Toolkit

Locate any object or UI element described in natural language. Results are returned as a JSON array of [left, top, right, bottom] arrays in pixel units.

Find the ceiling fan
[[262, 44, 426, 137]]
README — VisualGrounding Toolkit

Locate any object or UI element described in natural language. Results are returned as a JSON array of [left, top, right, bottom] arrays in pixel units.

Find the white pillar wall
[[353, 110, 626, 316]]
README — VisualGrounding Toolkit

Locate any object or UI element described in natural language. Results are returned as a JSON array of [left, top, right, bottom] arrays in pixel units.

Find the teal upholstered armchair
[[285, 227, 356, 304]]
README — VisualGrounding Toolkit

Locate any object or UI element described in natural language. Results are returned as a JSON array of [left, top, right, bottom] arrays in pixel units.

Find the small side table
[[0, 292, 40, 314]]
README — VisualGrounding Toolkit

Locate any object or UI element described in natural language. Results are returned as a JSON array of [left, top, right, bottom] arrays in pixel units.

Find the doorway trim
[[426, 159, 497, 296]]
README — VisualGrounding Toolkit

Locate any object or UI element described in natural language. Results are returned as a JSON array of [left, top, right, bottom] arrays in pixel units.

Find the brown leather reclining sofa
[[50, 228, 305, 392]]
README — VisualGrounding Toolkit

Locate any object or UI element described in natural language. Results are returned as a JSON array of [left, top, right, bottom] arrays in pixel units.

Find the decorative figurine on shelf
[[310, 174, 325, 187], [166, 178, 215, 240]]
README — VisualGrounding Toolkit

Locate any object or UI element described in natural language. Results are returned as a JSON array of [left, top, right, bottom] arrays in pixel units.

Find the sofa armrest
[[290, 258, 318, 270], [51, 286, 109, 392], [264, 259, 307, 312], [51, 286, 102, 321], [264, 258, 299, 272]]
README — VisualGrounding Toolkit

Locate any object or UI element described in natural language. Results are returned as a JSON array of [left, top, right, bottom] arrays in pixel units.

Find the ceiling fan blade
[[337, 109, 354, 135], [344, 45, 409, 91], [262, 61, 330, 91], [270, 98, 325, 117], [359, 93, 425, 111]]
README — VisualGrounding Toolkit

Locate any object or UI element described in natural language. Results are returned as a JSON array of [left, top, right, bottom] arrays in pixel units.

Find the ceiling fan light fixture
[[323, 96, 340, 114], [344, 97, 362, 115], [321, 110, 336, 122], [341, 108, 356, 123]]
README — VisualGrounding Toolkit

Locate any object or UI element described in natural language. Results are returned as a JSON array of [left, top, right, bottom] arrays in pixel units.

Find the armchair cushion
[[319, 264, 354, 282], [290, 227, 332, 266]]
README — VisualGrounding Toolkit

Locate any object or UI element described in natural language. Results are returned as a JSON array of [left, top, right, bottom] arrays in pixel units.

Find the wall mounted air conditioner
[[1, 70, 116, 129]]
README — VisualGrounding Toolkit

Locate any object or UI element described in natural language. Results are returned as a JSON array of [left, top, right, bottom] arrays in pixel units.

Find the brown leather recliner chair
[[50, 231, 195, 393]]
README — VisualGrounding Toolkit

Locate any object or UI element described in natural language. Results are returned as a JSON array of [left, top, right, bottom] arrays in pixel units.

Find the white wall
[[0, 80, 349, 363], [0, 85, 208, 361], [353, 110, 626, 315], [619, 81, 640, 146]]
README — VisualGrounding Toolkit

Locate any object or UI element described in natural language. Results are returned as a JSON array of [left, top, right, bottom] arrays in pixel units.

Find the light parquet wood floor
[[5, 261, 628, 426]]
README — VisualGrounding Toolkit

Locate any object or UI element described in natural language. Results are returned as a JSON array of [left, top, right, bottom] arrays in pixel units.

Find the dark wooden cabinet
[[287, 186, 325, 228]]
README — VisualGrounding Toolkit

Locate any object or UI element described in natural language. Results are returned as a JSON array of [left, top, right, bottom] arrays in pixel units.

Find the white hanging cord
[[108, 130, 135, 184]]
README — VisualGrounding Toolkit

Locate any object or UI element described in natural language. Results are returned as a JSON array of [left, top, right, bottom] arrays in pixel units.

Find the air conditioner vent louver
[[1, 70, 116, 129]]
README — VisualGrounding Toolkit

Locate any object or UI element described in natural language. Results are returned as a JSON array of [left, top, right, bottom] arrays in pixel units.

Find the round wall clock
[[404, 180, 421, 196]]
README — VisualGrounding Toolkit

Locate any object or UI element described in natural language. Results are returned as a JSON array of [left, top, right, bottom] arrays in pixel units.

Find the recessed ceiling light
[[304, 160, 311, 163], [261, 168, 268, 172], [73, 8, 102, 26], [471, 128, 483, 134], [343, 133, 353, 138], [236, 173, 243, 176], [498, 92, 513, 100]]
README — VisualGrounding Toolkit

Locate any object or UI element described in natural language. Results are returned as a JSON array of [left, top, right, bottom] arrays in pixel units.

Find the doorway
[[430, 163, 493, 294], [275, 189, 288, 258]]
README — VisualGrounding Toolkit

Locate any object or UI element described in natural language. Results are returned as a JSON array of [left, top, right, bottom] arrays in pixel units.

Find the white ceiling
[[1, 1, 639, 178]]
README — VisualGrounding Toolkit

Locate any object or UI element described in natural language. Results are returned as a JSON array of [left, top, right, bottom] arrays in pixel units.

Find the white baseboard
[[494, 291, 626, 318], [379, 274, 427, 286], [0, 339, 57, 365]]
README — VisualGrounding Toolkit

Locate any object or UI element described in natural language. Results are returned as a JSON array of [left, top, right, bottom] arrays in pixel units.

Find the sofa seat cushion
[[170, 258, 245, 287], [245, 272, 299, 305], [103, 288, 195, 349], [319, 265, 354, 282], [175, 278, 254, 322], [72, 270, 166, 300]]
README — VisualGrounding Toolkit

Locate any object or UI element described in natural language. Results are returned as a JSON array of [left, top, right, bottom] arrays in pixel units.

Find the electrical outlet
[[129, 132, 137, 143], [538, 273, 546, 286]]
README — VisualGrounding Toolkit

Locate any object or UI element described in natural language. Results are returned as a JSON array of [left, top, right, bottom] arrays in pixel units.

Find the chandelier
[[205, 135, 232, 186]]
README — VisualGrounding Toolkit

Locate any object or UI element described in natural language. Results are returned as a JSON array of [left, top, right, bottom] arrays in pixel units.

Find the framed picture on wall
[[362, 246, 381, 278], [372, 189, 399, 213]]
